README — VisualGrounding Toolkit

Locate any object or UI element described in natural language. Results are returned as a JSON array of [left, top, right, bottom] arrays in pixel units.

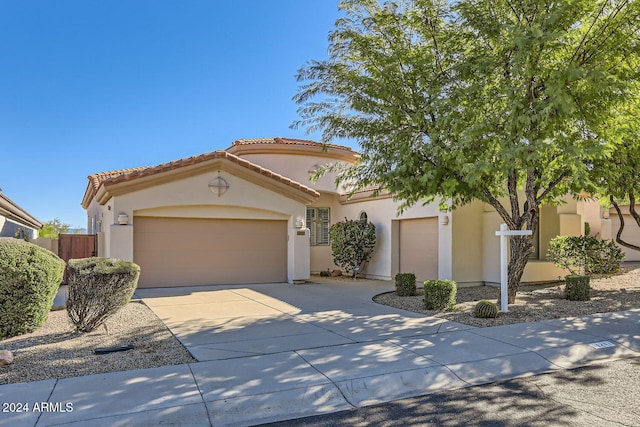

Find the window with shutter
[[306, 207, 330, 245]]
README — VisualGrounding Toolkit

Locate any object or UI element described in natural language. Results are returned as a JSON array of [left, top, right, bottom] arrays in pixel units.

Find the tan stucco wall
[[98, 168, 309, 283], [239, 153, 350, 194]]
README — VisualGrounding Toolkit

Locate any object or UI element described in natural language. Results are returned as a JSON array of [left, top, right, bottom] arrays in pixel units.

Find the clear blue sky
[[0, 0, 351, 229]]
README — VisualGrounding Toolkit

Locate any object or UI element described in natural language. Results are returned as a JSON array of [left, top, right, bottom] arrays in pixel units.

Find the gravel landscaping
[[0, 301, 195, 385], [374, 263, 640, 328]]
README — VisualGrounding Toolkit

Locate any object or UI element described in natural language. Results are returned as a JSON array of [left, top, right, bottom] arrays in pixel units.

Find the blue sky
[[0, 0, 350, 228]]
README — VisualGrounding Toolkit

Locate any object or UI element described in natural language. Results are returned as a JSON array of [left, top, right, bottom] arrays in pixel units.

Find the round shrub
[[565, 275, 591, 301], [66, 257, 140, 332], [424, 279, 457, 310], [395, 273, 416, 296], [473, 300, 499, 318], [0, 238, 65, 338]]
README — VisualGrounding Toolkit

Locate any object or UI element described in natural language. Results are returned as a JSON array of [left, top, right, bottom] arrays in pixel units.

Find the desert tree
[[294, 0, 640, 302]]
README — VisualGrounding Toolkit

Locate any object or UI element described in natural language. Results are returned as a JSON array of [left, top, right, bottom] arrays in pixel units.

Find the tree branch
[[611, 196, 640, 251]]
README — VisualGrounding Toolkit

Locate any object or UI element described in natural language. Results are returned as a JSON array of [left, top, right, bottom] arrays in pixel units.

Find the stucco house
[[0, 189, 42, 240], [82, 137, 610, 288]]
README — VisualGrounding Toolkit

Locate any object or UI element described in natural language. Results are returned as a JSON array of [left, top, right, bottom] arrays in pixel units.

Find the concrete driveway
[[137, 279, 469, 362], [128, 279, 640, 426]]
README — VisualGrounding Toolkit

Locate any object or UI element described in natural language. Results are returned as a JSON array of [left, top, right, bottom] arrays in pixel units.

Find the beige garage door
[[399, 217, 439, 282], [134, 217, 287, 287]]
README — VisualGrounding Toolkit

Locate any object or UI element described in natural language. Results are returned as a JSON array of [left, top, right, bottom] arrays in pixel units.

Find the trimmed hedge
[[66, 257, 140, 332], [0, 238, 65, 338], [395, 273, 416, 296], [424, 279, 457, 310], [565, 275, 591, 301]]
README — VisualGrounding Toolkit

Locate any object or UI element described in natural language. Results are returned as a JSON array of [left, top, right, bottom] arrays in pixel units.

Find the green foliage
[[329, 219, 376, 278], [40, 218, 71, 239], [319, 270, 330, 277], [547, 236, 624, 275], [395, 273, 416, 297], [473, 300, 499, 318], [423, 280, 457, 311], [66, 257, 140, 332], [295, 0, 640, 299], [584, 222, 591, 237], [0, 237, 65, 338], [564, 275, 591, 301]]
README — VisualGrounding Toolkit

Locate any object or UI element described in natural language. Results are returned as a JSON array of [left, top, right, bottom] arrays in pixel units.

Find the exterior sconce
[[295, 217, 305, 229], [117, 213, 129, 225], [440, 215, 449, 226]]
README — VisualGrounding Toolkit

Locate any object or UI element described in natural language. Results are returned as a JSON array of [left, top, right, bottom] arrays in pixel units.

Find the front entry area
[[133, 217, 288, 287]]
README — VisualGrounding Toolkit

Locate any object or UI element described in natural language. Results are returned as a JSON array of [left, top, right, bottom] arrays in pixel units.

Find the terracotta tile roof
[[229, 137, 359, 154], [85, 150, 319, 204]]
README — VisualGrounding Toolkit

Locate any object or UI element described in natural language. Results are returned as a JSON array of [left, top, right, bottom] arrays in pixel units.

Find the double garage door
[[134, 217, 287, 288]]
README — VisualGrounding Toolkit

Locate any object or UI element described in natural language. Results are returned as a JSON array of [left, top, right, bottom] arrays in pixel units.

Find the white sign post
[[495, 224, 532, 312]]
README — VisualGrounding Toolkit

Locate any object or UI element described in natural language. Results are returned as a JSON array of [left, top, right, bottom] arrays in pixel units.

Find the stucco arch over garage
[[82, 150, 318, 287]]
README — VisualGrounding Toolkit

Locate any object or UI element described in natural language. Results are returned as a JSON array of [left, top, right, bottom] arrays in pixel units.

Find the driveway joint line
[[34, 378, 58, 427], [293, 350, 357, 410], [187, 363, 214, 427]]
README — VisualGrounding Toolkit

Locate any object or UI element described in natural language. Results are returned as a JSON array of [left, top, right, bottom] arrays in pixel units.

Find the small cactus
[[473, 300, 499, 318]]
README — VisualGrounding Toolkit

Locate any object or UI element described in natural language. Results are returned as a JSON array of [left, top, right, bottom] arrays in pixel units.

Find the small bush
[[66, 257, 140, 332], [424, 279, 457, 310], [319, 270, 330, 277], [329, 219, 376, 278], [0, 238, 65, 338], [565, 275, 591, 301], [547, 236, 623, 275], [395, 273, 416, 296], [473, 300, 499, 318]]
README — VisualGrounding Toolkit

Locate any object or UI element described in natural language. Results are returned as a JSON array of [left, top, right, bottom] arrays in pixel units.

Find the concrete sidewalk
[[2, 281, 639, 427]]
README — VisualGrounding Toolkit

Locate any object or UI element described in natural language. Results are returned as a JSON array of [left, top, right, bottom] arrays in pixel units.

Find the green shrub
[[565, 275, 591, 301], [329, 219, 376, 278], [395, 273, 416, 296], [473, 300, 499, 318], [424, 280, 457, 310], [547, 236, 624, 275], [66, 257, 140, 332], [319, 270, 330, 277], [0, 238, 65, 338]]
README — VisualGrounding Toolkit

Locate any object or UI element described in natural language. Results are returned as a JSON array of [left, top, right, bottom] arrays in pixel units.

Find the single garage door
[[134, 217, 287, 287], [399, 217, 439, 283]]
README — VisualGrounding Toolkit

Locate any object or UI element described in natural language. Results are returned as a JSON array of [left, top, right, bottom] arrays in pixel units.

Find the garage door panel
[[399, 218, 438, 283], [134, 217, 287, 287]]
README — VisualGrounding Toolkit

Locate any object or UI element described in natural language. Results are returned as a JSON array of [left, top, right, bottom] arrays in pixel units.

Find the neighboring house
[[82, 137, 608, 288], [0, 189, 42, 240]]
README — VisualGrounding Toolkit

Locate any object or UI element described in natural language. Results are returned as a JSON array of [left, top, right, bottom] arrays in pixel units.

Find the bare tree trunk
[[507, 235, 534, 303], [611, 196, 640, 251]]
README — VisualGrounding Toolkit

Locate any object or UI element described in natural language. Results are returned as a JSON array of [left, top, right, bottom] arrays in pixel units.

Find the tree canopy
[[40, 218, 72, 239], [294, 0, 640, 300]]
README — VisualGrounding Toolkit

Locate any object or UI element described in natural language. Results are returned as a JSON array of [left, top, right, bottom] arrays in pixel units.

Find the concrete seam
[[294, 350, 357, 409], [32, 378, 58, 427], [187, 364, 214, 427]]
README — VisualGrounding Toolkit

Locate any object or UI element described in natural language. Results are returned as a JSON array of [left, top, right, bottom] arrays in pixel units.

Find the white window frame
[[307, 207, 330, 245]]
